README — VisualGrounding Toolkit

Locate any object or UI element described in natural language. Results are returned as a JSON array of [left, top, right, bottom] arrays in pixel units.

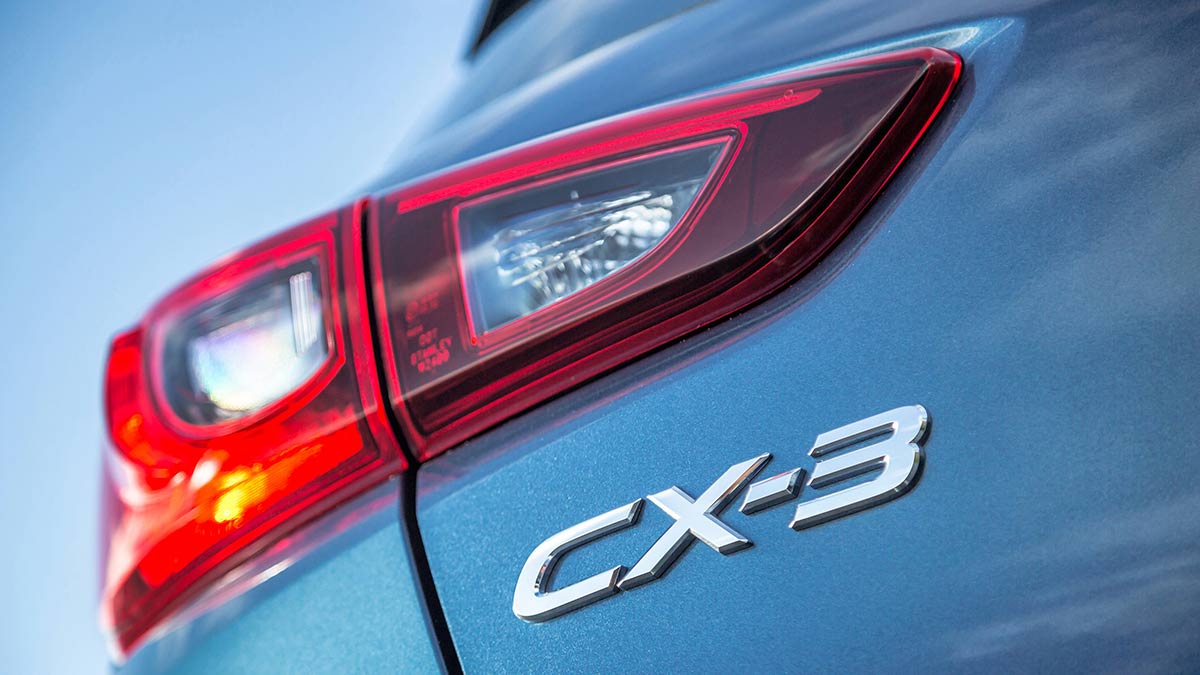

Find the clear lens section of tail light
[[370, 48, 961, 459], [457, 139, 728, 338], [162, 261, 329, 425], [101, 208, 402, 656]]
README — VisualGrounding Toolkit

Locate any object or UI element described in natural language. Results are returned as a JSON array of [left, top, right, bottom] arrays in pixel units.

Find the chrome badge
[[513, 405, 929, 622]]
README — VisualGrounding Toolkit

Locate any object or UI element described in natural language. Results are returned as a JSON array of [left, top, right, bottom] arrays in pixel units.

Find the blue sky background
[[0, 2, 477, 670]]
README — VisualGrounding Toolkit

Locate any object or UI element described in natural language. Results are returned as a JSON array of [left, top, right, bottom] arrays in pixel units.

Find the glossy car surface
[[120, 0, 1200, 672]]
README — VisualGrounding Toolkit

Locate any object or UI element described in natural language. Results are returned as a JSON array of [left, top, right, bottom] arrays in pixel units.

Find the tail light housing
[[101, 206, 403, 654], [370, 47, 960, 459], [101, 47, 959, 656]]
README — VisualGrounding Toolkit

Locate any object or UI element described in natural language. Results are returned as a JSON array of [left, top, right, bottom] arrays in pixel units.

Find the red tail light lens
[[370, 47, 961, 459], [101, 206, 402, 654]]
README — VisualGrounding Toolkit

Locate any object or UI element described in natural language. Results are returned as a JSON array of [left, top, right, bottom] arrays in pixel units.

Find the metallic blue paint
[[412, 1, 1200, 672]]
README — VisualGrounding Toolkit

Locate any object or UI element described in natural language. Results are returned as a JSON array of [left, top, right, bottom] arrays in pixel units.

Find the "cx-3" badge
[[512, 405, 929, 622]]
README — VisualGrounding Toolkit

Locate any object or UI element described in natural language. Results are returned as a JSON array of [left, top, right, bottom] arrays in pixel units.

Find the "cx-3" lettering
[[512, 405, 929, 622]]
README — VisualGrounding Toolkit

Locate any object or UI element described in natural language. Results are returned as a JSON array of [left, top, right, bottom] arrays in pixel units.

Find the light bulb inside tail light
[[458, 138, 730, 335], [101, 207, 402, 656], [371, 47, 961, 459]]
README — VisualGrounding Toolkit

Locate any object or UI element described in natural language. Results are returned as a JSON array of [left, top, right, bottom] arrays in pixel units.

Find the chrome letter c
[[512, 499, 643, 622]]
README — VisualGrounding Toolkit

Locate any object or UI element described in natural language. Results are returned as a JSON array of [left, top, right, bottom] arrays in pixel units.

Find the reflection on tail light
[[371, 47, 961, 459]]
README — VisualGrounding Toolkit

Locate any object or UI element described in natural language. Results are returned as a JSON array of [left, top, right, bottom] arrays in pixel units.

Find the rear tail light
[[101, 207, 403, 654], [101, 47, 959, 656], [371, 47, 961, 459]]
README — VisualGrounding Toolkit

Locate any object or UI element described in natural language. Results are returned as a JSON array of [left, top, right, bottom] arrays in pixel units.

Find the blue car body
[[119, 0, 1200, 672]]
